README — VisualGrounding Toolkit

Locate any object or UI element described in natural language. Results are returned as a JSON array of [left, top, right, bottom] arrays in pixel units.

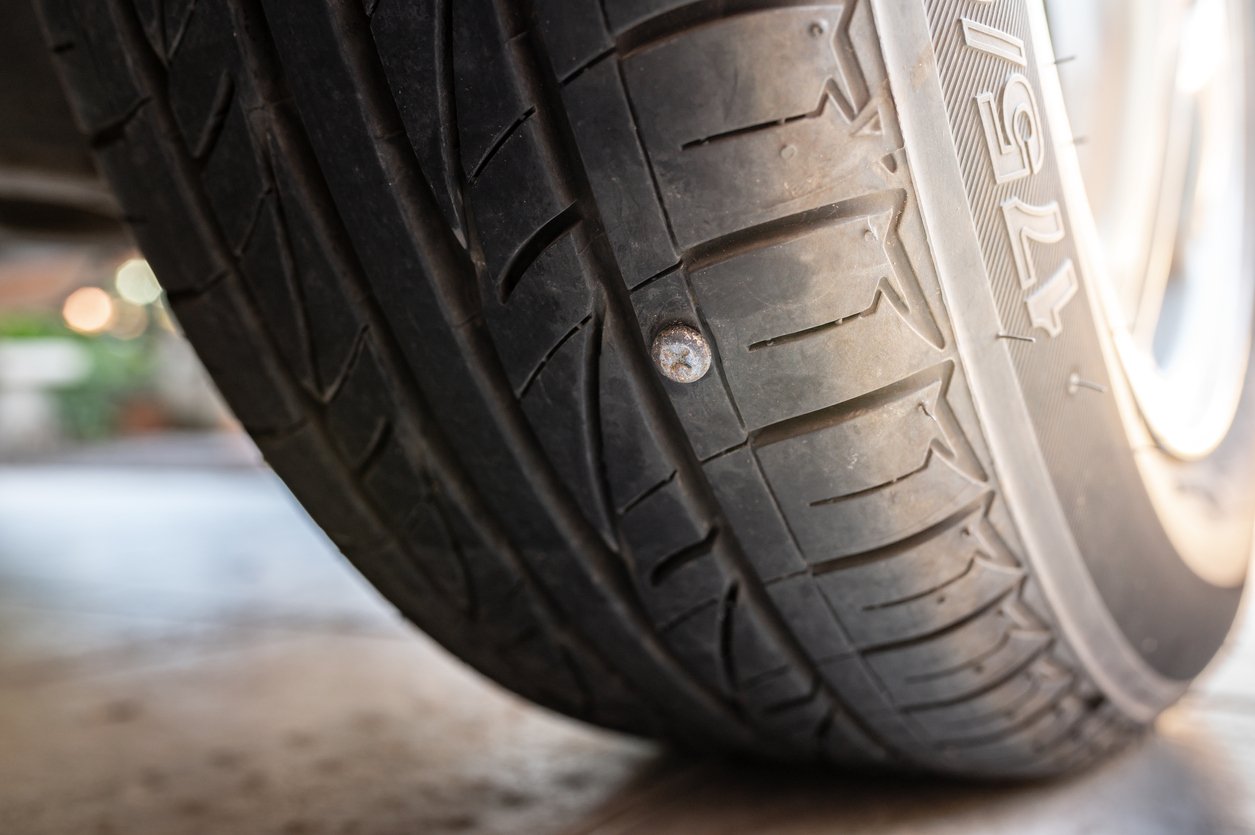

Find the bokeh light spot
[[63, 287, 116, 334], [115, 259, 162, 305], [109, 300, 149, 340]]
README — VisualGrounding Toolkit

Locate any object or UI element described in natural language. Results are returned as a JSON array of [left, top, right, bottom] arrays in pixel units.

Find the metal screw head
[[651, 323, 711, 384]]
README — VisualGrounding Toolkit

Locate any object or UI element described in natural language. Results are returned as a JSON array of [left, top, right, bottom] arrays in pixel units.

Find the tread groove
[[470, 106, 536, 181], [166, 0, 197, 60], [681, 78, 853, 150], [584, 311, 619, 550], [614, 0, 832, 57], [718, 582, 740, 694], [909, 645, 1058, 725], [192, 72, 235, 161], [321, 325, 370, 404], [811, 494, 987, 576], [618, 469, 677, 517], [497, 202, 580, 304], [752, 361, 953, 450], [862, 584, 1018, 656], [748, 277, 899, 352], [809, 444, 939, 507], [860, 556, 976, 611], [355, 419, 393, 475], [517, 314, 592, 398], [650, 526, 719, 586]]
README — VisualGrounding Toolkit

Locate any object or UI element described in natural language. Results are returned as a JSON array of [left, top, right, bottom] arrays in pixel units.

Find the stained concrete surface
[[3, 433, 1255, 834]]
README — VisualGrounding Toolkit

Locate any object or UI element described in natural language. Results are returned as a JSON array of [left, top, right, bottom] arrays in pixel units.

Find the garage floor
[[3, 433, 1255, 834]]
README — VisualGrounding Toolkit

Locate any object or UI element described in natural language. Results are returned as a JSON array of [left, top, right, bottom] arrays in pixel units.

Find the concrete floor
[[3, 434, 1255, 833]]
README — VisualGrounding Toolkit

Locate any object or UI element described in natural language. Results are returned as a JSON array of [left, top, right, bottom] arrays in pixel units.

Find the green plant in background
[[0, 309, 65, 339], [0, 308, 157, 441]]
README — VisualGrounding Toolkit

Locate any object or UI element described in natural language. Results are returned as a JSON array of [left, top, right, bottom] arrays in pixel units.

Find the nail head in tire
[[651, 324, 711, 384]]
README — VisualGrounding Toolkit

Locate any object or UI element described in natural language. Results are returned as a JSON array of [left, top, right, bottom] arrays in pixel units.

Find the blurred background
[[0, 244, 232, 461]]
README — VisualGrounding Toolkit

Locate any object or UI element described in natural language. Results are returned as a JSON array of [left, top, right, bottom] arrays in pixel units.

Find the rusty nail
[[652, 323, 711, 384]]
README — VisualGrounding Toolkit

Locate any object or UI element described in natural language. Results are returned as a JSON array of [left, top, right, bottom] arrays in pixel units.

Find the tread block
[[619, 478, 706, 576], [622, 481, 727, 627], [236, 197, 316, 390], [697, 210, 892, 345], [202, 99, 267, 251], [835, 556, 1023, 650], [729, 602, 802, 690], [361, 433, 425, 529], [537, 0, 611, 80], [951, 692, 1087, 773], [662, 599, 732, 696], [131, 0, 166, 64], [867, 605, 1052, 708], [563, 58, 677, 287], [326, 339, 390, 466], [756, 378, 967, 497], [815, 653, 938, 752], [642, 550, 730, 629], [815, 503, 1024, 648], [358, 437, 474, 613], [704, 449, 808, 581], [708, 296, 941, 432], [747, 376, 983, 560], [469, 118, 570, 281], [765, 574, 855, 662], [631, 272, 744, 459], [483, 232, 592, 394], [690, 201, 944, 430], [163, 0, 196, 60], [398, 492, 475, 614], [270, 158, 366, 396], [503, 631, 587, 712], [621, 5, 894, 248], [369, 0, 464, 237], [766, 452, 983, 563], [601, 0, 688, 33], [39, 0, 146, 136], [165, 1, 238, 151], [94, 107, 224, 293], [754, 379, 986, 562], [521, 322, 615, 544], [599, 332, 674, 510], [256, 423, 388, 554], [452, 0, 531, 177], [170, 280, 299, 433], [911, 658, 1073, 742], [823, 711, 893, 764], [754, 694, 831, 750], [738, 665, 813, 713]]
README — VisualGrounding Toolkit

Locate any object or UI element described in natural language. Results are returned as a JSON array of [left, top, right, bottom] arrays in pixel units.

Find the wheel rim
[[1046, 0, 1251, 459]]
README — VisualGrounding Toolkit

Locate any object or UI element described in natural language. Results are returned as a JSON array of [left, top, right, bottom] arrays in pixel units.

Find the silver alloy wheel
[[1039, 0, 1255, 586], [1046, 0, 1252, 461]]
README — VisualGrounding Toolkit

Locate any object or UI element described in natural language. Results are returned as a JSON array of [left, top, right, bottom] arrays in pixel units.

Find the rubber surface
[[36, 0, 1154, 776]]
